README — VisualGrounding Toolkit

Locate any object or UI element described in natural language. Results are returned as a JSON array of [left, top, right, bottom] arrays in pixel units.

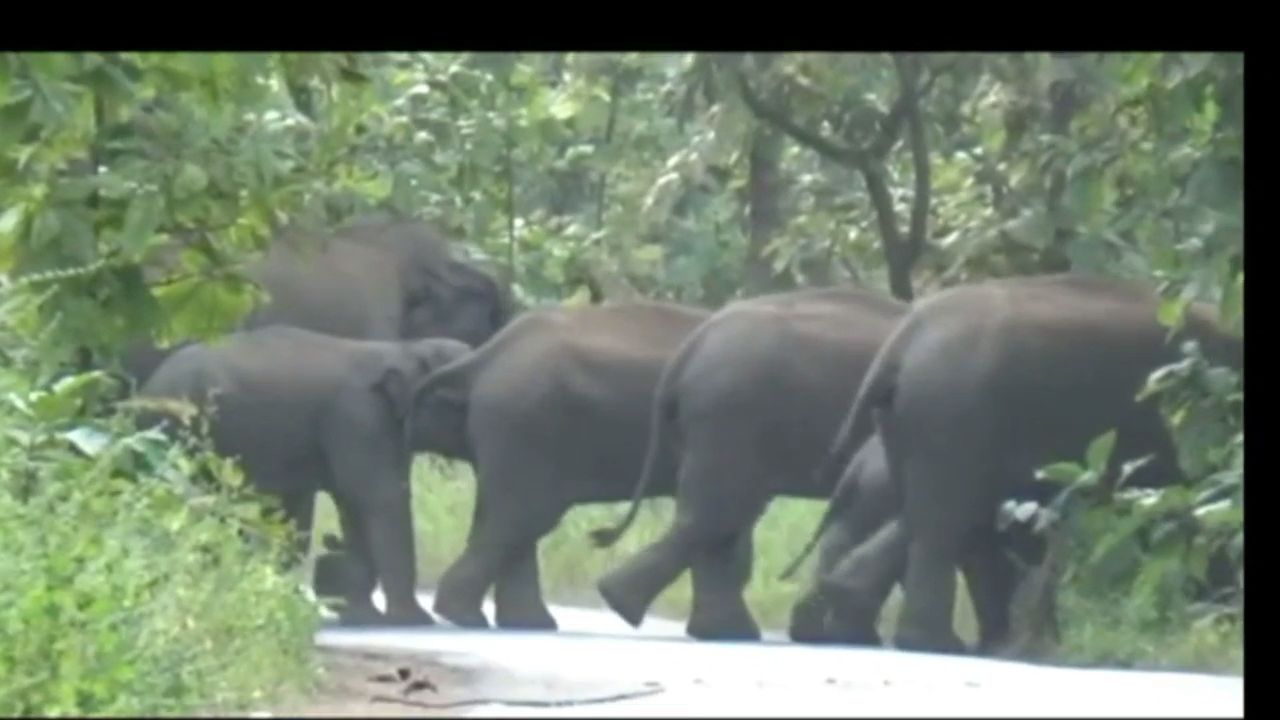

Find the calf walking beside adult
[[809, 273, 1242, 654]]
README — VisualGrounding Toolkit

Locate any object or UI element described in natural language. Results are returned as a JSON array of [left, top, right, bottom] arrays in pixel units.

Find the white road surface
[[313, 590, 1244, 717]]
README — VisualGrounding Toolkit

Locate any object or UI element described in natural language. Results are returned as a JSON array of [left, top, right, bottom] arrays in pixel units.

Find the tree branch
[[860, 163, 913, 300], [838, 252, 863, 286], [901, 56, 931, 270], [868, 55, 950, 161], [734, 67, 863, 167], [735, 53, 947, 302], [503, 130, 517, 285], [868, 89, 910, 161], [595, 66, 624, 230]]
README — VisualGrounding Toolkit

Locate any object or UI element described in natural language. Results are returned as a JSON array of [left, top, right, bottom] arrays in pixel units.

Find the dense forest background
[[0, 52, 1242, 714]]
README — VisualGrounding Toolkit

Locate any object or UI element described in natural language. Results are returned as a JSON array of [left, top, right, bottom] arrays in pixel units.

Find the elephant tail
[[811, 317, 909, 494], [778, 462, 864, 582], [407, 351, 477, 453], [589, 331, 694, 549], [779, 407, 890, 582], [411, 350, 475, 410]]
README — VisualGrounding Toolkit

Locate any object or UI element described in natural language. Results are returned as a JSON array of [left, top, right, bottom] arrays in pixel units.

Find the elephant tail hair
[[589, 336, 691, 549]]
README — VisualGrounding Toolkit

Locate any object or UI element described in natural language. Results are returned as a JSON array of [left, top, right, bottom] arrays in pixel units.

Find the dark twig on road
[[370, 685, 666, 710]]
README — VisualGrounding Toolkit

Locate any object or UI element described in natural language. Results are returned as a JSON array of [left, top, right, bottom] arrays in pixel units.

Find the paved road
[[309, 591, 1243, 718]]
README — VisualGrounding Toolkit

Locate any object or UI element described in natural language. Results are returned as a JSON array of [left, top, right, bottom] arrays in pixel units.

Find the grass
[[311, 458, 1241, 675], [1055, 590, 1243, 675]]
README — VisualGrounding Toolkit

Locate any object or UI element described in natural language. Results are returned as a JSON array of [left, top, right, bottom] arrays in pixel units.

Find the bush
[[0, 290, 321, 715], [1024, 328, 1243, 671]]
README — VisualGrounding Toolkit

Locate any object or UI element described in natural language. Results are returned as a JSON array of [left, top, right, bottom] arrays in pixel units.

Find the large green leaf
[[120, 192, 164, 257], [1085, 430, 1118, 475]]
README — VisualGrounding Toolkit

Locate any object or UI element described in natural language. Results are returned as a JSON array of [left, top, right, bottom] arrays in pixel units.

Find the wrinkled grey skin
[[121, 219, 512, 389], [410, 301, 711, 630], [811, 273, 1243, 654], [137, 326, 472, 625], [592, 287, 908, 640]]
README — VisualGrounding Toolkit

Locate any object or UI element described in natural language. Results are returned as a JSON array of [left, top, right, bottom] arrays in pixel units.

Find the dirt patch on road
[[267, 647, 483, 717]]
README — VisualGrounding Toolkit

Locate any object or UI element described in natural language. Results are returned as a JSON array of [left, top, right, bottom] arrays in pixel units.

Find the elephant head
[[337, 218, 513, 348], [400, 258, 516, 349], [373, 336, 474, 435]]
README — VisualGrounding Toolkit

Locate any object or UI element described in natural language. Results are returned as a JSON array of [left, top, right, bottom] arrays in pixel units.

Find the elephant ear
[[373, 364, 413, 423]]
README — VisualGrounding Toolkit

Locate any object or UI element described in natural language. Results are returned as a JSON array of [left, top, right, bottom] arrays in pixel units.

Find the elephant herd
[[125, 218, 1243, 657]]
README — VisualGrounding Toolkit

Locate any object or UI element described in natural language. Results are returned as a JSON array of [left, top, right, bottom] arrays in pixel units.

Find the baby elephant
[[136, 325, 472, 625], [784, 432, 1058, 653]]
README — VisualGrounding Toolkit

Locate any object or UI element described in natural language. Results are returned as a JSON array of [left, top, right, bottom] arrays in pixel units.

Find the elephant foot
[[893, 623, 968, 655], [433, 595, 491, 629], [335, 601, 387, 627], [596, 570, 652, 628], [687, 594, 760, 642], [824, 612, 883, 647], [495, 605, 558, 631], [686, 615, 761, 642], [381, 604, 438, 627], [788, 591, 833, 644], [313, 551, 375, 600], [815, 579, 886, 647]]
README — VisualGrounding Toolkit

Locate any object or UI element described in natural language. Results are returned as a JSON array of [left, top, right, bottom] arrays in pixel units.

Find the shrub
[[0, 289, 321, 715]]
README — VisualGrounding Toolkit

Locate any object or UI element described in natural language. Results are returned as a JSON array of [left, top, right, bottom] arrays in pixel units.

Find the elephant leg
[[277, 487, 316, 569], [896, 534, 966, 653], [597, 454, 768, 630], [244, 462, 316, 572], [818, 517, 908, 646], [323, 448, 432, 626], [959, 532, 1020, 654], [788, 589, 835, 645], [791, 516, 861, 643], [889, 394, 993, 657], [493, 545, 557, 630], [361, 489, 433, 625], [687, 529, 759, 641], [329, 496, 383, 625], [434, 476, 566, 629], [433, 490, 492, 628], [893, 453, 979, 655]]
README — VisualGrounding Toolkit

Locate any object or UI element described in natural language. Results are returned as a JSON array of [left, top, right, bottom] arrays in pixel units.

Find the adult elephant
[[409, 300, 711, 630], [810, 273, 1243, 654], [136, 325, 473, 625], [121, 218, 512, 389], [591, 286, 908, 640]]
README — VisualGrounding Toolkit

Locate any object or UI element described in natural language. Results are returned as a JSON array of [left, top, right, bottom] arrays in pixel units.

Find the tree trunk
[[743, 125, 787, 294], [1041, 53, 1083, 272]]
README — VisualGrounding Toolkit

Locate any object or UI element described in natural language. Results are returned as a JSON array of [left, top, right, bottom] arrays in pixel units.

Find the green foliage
[[1033, 334, 1244, 627], [1057, 584, 1242, 674], [0, 288, 320, 715]]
